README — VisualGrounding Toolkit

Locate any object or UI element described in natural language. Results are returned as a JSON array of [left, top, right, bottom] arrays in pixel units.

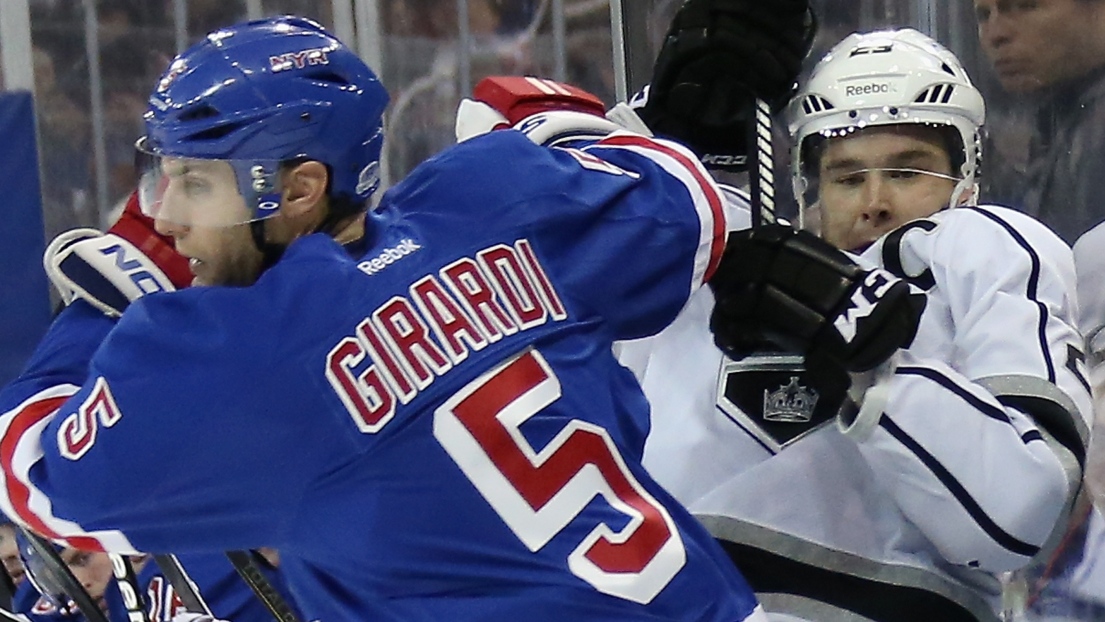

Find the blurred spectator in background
[[31, 45, 93, 239], [974, 2, 1105, 619], [184, 0, 247, 38], [974, 0, 1105, 244], [99, 37, 171, 210], [383, 0, 532, 179]]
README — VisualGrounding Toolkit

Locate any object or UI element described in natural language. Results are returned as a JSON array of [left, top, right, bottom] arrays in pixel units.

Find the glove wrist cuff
[[837, 354, 899, 441], [513, 110, 626, 147]]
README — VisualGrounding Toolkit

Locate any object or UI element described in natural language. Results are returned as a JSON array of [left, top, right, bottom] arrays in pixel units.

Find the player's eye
[[181, 176, 211, 196], [887, 169, 920, 180], [1014, 0, 1039, 13], [832, 172, 866, 187], [66, 552, 91, 568]]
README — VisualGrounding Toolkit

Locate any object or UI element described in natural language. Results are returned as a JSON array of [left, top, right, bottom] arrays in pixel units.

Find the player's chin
[[189, 257, 215, 287]]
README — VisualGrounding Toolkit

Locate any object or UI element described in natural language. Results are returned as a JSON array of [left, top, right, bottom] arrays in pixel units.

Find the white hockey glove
[[455, 76, 627, 147], [44, 191, 192, 317], [44, 229, 177, 317]]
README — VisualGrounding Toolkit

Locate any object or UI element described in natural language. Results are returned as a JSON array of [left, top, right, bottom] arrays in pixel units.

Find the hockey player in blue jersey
[[0, 8, 921, 622]]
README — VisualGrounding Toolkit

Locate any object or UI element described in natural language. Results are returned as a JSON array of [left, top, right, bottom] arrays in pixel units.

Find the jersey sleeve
[[614, 184, 752, 381], [0, 285, 359, 554], [0, 301, 118, 545], [842, 206, 1092, 572], [398, 130, 730, 341]]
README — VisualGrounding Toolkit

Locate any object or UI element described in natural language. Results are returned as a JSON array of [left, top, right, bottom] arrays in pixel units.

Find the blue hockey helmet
[[137, 16, 389, 227]]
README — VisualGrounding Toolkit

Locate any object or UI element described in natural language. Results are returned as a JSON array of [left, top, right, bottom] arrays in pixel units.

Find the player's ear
[[282, 160, 330, 219]]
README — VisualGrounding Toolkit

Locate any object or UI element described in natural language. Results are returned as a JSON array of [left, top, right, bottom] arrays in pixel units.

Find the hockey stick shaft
[[226, 550, 300, 622], [109, 553, 152, 622], [747, 97, 777, 227], [152, 554, 212, 615]]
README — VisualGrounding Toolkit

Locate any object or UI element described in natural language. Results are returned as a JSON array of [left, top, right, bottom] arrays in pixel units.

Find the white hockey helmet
[[787, 28, 985, 214]]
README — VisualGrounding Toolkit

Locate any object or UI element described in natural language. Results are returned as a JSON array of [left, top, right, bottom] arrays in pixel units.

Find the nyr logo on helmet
[[270, 47, 331, 73]]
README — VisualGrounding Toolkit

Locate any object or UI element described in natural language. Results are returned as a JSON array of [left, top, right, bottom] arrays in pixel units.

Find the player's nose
[[858, 178, 895, 227], [977, 9, 1012, 52], [154, 216, 189, 239]]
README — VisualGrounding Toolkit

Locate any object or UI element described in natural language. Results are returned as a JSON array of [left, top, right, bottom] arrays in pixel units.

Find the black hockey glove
[[709, 225, 926, 374], [637, 0, 816, 170]]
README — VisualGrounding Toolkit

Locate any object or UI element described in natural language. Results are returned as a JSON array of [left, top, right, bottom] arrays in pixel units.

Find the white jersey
[[626, 199, 1093, 622]]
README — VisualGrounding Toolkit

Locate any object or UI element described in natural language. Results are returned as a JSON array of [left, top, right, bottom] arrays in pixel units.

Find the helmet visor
[[136, 139, 285, 228]]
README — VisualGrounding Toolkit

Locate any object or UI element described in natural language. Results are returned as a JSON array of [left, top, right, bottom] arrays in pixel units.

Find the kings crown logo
[[763, 377, 819, 423]]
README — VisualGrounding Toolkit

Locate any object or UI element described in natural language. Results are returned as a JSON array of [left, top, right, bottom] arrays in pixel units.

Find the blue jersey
[[12, 579, 82, 622], [0, 130, 759, 620]]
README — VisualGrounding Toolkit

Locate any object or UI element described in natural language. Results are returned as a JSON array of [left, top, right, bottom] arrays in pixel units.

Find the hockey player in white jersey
[[627, 28, 1094, 622]]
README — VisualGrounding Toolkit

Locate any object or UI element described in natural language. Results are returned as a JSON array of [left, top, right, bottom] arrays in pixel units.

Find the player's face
[[152, 158, 265, 287], [61, 549, 113, 609], [816, 125, 957, 252], [157, 218, 265, 287], [975, 0, 1104, 93], [0, 525, 24, 586]]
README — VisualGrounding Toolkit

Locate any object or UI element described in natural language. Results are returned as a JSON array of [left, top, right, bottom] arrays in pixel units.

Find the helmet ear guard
[[787, 28, 986, 221]]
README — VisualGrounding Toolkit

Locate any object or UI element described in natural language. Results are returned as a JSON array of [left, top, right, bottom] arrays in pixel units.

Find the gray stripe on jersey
[[975, 374, 1088, 452], [696, 515, 1001, 622], [975, 375, 1085, 566], [758, 593, 878, 622]]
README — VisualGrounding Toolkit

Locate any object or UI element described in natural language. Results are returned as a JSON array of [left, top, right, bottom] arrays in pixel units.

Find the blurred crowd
[[16, 0, 617, 240]]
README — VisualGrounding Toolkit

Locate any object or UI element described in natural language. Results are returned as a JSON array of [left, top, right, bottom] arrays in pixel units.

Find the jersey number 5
[[433, 348, 686, 604]]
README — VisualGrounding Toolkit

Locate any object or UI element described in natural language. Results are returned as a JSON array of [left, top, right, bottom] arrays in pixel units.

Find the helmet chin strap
[[249, 219, 287, 273], [312, 205, 356, 237], [247, 202, 357, 273]]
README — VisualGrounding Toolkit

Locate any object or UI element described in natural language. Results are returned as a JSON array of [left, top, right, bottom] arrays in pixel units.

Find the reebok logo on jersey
[[358, 239, 422, 275], [834, 270, 897, 343]]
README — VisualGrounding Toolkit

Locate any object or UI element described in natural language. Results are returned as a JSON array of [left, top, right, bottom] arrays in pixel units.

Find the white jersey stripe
[[524, 77, 558, 95], [0, 386, 137, 553], [588, 133, 727, 292]]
